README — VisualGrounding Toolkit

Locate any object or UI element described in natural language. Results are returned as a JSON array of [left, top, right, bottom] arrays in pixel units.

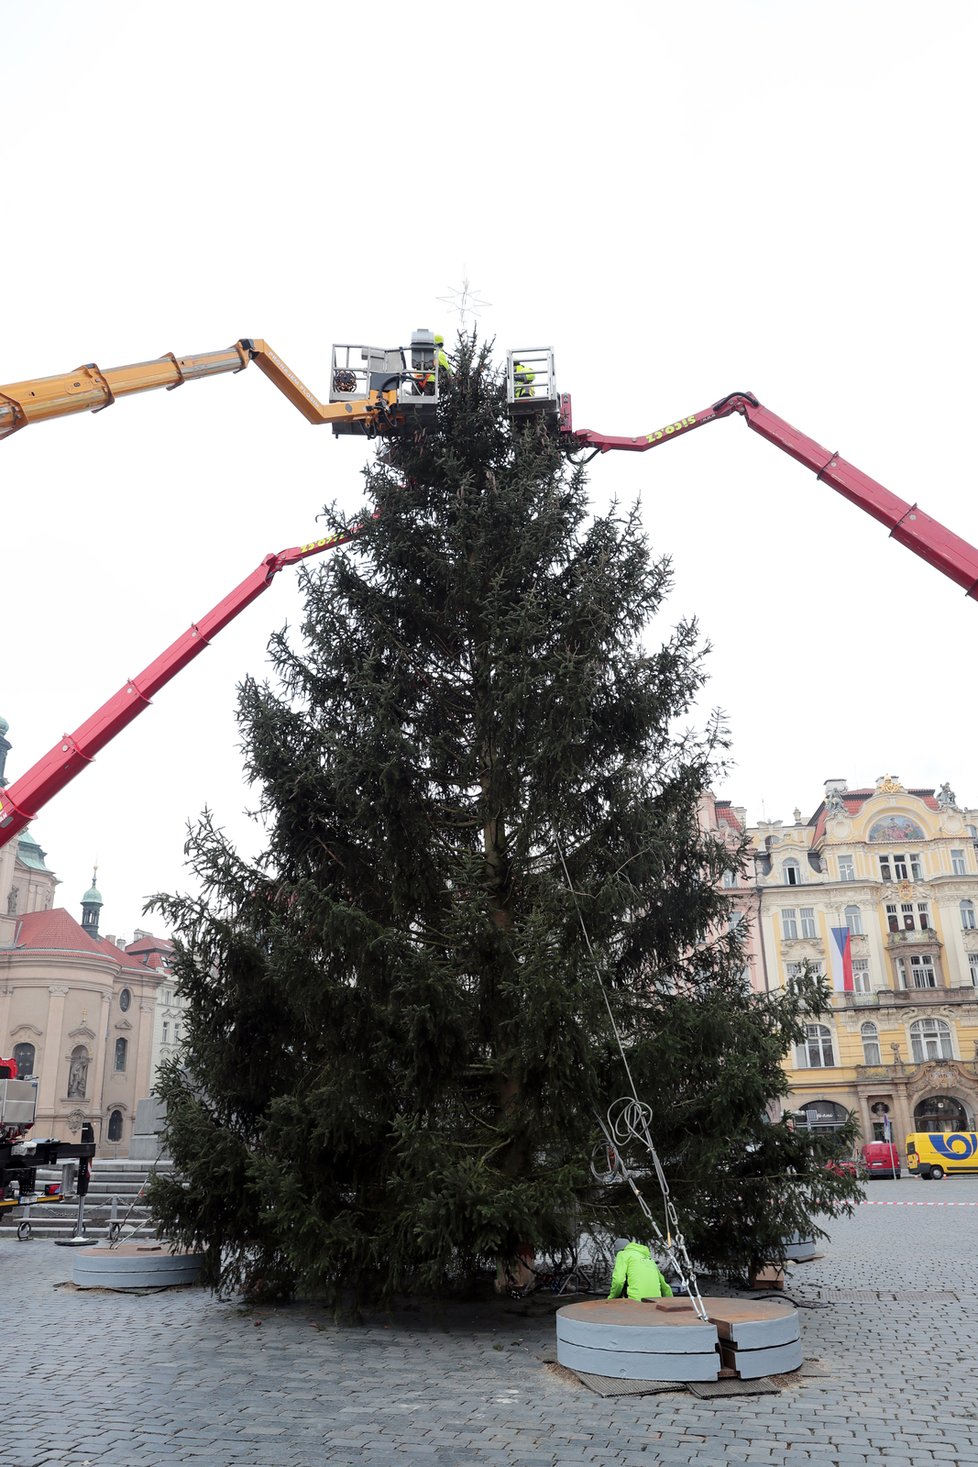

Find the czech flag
[[829, 926, 854, 993]]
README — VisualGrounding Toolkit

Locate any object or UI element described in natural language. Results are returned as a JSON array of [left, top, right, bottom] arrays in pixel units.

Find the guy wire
[[555, 832, 706, 1318], [554, 836, 641, 1106]]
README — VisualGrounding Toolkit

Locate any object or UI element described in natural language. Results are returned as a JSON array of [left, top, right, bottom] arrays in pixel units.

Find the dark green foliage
[[149, 339, 859, 1303], [606, 963, 861, 1277]]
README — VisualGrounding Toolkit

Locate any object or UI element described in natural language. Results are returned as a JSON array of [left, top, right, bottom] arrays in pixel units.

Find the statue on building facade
[[67, 1046, 89, 1099], [825, 787, 846, 815], [937, 781, 959, 811]]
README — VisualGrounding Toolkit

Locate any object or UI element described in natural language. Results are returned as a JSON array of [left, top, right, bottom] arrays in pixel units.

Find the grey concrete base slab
[[784, 1233, 817, 1261], [708, 1297, 800, 1350], [557, 1299, 716, 1353], [555, 1296, 803, 1383], [556, 1298, 720, 1381], [72, 1242, 203, 1290], [721, 1336, 804, 1379], [556, 1337, 720, 1382]]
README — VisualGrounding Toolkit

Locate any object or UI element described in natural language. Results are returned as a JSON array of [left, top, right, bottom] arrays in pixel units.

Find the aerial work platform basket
[[329, 329, 443, 435], [505, 348, 558, 419]]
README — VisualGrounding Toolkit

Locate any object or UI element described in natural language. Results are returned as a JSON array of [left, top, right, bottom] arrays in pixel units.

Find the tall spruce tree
[[150, 338, 858, 1302]]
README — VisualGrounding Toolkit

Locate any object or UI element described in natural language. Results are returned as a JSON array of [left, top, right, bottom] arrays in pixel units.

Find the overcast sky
[[2, 2, 976, 936]]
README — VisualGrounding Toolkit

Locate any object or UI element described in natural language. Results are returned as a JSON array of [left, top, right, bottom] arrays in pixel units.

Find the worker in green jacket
[[607, 1239, 674, 1301], [513, 359, 536, 398], [434, 333, 452, 380]]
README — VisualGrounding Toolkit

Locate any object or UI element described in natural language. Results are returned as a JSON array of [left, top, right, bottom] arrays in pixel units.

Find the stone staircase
[[0, 1158, 175, 1242]]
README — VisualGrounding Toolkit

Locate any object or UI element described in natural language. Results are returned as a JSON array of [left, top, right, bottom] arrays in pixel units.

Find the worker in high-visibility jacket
[[414, 335, 451, 395], [513, 359, 536, 398], [434, 333, 452, 380], [607, 1239, 674, 1301]]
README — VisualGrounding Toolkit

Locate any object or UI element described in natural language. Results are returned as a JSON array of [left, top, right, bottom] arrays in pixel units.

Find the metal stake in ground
[[55, 1122, 95, 1248]]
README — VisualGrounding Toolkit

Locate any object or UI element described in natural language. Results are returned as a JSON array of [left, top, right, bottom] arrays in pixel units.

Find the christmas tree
[[150, 338, 857, 1303]]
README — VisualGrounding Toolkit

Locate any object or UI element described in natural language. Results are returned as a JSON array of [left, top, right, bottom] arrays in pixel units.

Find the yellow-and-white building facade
[[720, 775, 978, 1144]]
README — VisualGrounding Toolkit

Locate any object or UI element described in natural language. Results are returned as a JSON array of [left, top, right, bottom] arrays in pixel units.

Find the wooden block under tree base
[[749, 1265, 785, 1290]]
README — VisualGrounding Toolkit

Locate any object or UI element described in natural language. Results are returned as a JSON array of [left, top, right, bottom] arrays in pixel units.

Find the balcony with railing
[[836, 983, 977, 1009], [885, 924, 941, 951]]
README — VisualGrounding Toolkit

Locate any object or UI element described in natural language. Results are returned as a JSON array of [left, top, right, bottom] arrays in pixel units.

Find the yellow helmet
[[434, 333, 444, 346]]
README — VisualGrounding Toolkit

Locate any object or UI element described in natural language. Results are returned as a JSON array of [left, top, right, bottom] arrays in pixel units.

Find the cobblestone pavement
[[3, 1175, 978, 1466]]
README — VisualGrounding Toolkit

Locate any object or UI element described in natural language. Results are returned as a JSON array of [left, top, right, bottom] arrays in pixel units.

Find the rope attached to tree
[[556, 836, 708, 1321]]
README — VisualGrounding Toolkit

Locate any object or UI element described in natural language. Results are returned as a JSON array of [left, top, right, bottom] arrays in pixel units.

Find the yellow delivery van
[[905, 1131, 978, 1180]]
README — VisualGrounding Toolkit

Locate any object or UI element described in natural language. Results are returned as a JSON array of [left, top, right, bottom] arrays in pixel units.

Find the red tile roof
[[714, 801, 743, 831], [124, 934, 175, 970], [97, 938, 147, 969], [125, 934, 174, 954], [6, 909, 149, 970], [11, 908, 111, 956]]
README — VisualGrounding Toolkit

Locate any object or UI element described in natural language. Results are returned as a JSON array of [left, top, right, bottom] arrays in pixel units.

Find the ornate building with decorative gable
[[741, 774, 978, 1145]]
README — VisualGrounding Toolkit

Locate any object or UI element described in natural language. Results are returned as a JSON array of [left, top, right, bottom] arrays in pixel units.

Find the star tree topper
[[436, 276, 492, 330]]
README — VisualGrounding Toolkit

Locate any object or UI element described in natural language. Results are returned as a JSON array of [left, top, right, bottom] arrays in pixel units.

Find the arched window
[[797, 1099, 849, 1131], [782, 859, 801, 886], [119, 988, 131, 1012], [961, 900, 977, 931], [795, 1023, 835, 1069], [914, 1094, 969, 1132], [844, 904, 864, 936], [107, 1109, 124, 1143], [910, 1018, 953, 1063], [13, 1042, 35, 1079], [67, 1045, 89, 1099], [861, 1022, 881, 1065], [114, 1037, 128, 1073]]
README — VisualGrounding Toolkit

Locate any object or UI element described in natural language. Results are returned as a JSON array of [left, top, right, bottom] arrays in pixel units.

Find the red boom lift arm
[[560, 390, 978, 600], [0, 524, 368, 849], [5, 374, 978, 850]]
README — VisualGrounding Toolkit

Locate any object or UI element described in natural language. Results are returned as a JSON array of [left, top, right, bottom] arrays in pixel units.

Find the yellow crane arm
[[0, 340, 400, 439], [243, 338, 359, 425], [0, 344, 250, 437]]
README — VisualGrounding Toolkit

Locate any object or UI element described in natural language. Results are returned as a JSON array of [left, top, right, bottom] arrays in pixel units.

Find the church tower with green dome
[[80, 870, 103, 939]]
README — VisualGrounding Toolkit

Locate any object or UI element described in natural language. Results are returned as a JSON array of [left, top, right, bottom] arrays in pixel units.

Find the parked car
[[825, 1157, 859, 1178], [861, 1141, 901, 1179]]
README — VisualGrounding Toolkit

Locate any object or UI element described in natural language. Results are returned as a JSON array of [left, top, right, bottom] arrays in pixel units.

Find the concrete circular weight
[[71, 1243, 203, 1290], [707, 1297, 800, 1349], [555, 1297, 802, 1382], [557, 1298, 716, 1352]]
